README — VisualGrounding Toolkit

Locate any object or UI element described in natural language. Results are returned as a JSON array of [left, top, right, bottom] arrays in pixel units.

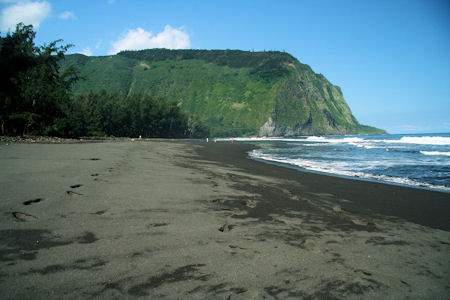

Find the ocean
[[219, 133, 450, 193]]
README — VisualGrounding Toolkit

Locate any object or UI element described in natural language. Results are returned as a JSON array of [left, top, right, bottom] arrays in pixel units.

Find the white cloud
[[81, 47, 92, 56], [58, 10, 76, 20], [78, 40, 101, 56], [109, 25, 190, 54], [0, 1, 51, 31]]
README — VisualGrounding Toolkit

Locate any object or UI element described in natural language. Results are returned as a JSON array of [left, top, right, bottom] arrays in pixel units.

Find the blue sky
[[1, 0, 449, 134]]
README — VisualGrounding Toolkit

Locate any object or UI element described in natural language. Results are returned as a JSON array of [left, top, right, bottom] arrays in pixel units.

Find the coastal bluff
[[61, 49, 385, 137]]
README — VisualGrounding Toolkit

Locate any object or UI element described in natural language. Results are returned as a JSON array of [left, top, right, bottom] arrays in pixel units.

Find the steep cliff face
[[61, 49, 385, 136], [265, 61, 370, 136]]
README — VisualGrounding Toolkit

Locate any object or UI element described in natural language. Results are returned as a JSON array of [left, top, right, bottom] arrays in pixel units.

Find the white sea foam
[[420, 151, 450, 157], [216, 134, 450, 191], [304, 136, 450, 147], [216, 137, 306, 142], [303, 143, 326, 147], [218, 135, 450, 146], [305, 136, 327, 142], [249, 150, 450, 192], [363, 145, 382, 149], [305, 136, 365, 144], [388, 136, 450, 146], [305, 136, 386, 150]]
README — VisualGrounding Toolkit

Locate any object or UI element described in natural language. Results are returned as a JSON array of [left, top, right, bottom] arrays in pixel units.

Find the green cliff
[[61, 49, 385, 136]]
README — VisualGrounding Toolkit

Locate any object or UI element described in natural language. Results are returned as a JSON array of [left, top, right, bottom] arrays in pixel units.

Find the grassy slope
[[62, 50, 385, 136], [272, 61, 371, 135], [128, 59, 276, 136]]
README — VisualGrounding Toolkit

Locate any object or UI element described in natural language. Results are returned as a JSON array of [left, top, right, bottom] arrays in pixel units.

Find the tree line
[[118, 48, 294, 81], [65, 91, 207, 138], [0, 24, 207, 138]]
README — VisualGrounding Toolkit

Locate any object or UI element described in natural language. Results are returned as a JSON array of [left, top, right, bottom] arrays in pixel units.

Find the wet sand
[[0, 140, 449, 299]]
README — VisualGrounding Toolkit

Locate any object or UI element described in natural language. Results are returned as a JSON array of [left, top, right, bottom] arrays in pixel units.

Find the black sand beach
[[0, 139, 449, 299], [195, 141, 450, 231]]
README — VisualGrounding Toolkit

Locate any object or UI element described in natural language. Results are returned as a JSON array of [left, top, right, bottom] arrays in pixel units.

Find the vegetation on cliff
[[1, 24, 384, 138], [62, 49, 385, 136]]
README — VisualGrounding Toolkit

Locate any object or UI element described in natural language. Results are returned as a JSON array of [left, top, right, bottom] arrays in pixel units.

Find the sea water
[[220, 133, 450, 192]]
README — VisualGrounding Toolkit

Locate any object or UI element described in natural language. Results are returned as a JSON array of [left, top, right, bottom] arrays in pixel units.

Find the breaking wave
[[249, 149, 450, 192], [420, 151, 450, 157], [221, 133, 450, 192]]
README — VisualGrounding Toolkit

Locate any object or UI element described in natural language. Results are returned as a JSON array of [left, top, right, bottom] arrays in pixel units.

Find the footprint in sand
[[67, 190, 83, 196], [229, 245, 246, 250], [354, 269, 372, 276], [351, 218, 368, 226], [91, 174, 108, 182], [245, 200, 257, 208], [12, 211, 38, 221], [228, 245, 261, 258], [67, 184, 84, 196], [91, 210, 106, 215], [332, 205, 343, 213], [219, 223, 236, 232], [23, 198, 44, 206], [94, 177, 108, 182]]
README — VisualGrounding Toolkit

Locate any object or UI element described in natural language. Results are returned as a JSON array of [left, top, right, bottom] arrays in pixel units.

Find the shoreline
[[3, 134, 448, 193], [219, 134, 450, 194], [252, 156, 450, 194], [193, 140, 450, 231]]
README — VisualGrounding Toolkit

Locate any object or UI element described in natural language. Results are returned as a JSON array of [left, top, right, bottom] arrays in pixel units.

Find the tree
[[0, 23, 80, 135], [67, 92, 204, 138]]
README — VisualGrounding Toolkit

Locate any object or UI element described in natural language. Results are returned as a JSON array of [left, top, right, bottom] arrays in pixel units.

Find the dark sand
[[0, 139, 449, 299]]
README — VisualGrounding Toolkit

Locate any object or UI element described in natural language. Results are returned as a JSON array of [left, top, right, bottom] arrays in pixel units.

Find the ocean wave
[[249, 150, 450, 192], [217, 135, 450, 147], [305, 136, 365, 143], [303, 143, 327, 147], [420, 151, 450, 157], [388, 136, 450, 146], [305, 136, 450, 147], [217, 137, 307, 142]]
